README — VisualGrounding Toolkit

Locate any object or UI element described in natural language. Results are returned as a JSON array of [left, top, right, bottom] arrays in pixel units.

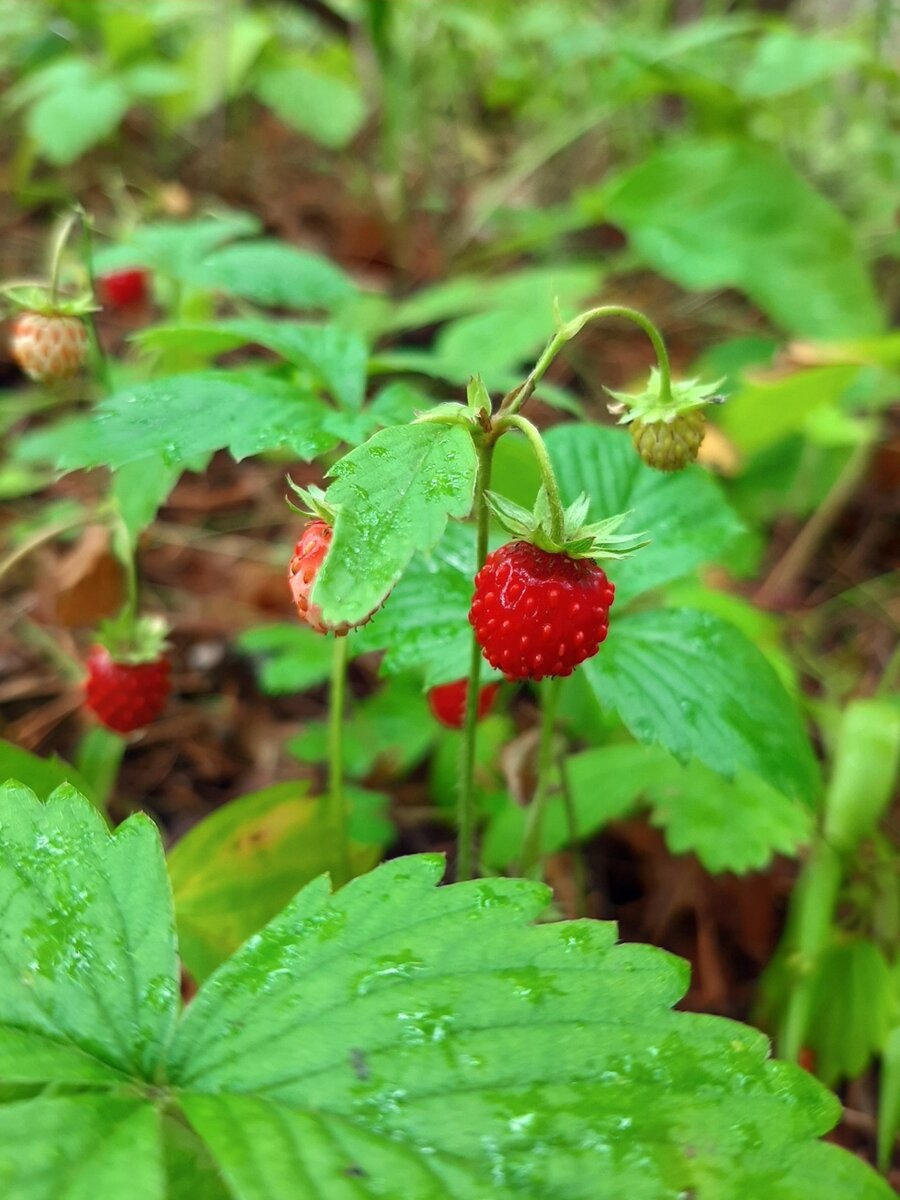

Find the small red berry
[[10, 312, 87, 382], [288, 519, 382, 635], [427, 679, 499, 729], [98, 268, 147, 309], [468, 541, 615, 681], [84, 645, 171, 735]]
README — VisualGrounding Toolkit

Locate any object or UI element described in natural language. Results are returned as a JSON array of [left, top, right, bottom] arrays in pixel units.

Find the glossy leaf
[[0, 784, 891, 1200], [0, 784, 177, 1083], [0, 739, 94, 809], [583, 608, 820, 802], [16, 372, 339, 470], [169, 782, 385, 983], [136, 320, 368, 410], [313, 422, 478, 629], [545, 424, 745, 604], [604, 139, 883, 338]]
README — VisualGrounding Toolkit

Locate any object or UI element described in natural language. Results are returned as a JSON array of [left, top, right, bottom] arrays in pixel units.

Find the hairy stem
[[518, 676, 563, 877], [48, 211, 79, 308], [499, 303, 672, 417], [328, 634, 352, 888], [456, 438, 493, 881], [494, 413, 566, 543]]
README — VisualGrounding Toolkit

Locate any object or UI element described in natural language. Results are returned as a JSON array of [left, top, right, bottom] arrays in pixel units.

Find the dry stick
[[755, 442, 872, 609]]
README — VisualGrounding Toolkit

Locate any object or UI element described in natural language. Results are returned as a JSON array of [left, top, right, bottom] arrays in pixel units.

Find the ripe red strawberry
[[10, 312, 87, 382], [98, 268, 147, 309], [84, 645, 171, 734], [428, 679, 499, 729], [469, 541, 616, 681]]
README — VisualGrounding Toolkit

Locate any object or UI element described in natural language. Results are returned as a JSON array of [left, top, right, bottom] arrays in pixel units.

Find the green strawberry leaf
[[237, 623, 336, 695], [567, 744, 812, 874], [92, 213, 262, 278], [287, 675, 436, 779], [254, 55, 365, 149], [602, 138, 883, 339], [312, 422, 479, 629], [0, 783, 177, 1084], [169, 782, 386, 984], [0, 739, 95, 810], [353, 522, 502, 686], [15, 372, 339, 470], [545, 423, 746, 603], [805, 938, 895, 1087], [0, 782, 892, 1200], [135, 319, 368, 410], [583, 609, 820, 803], [183, 239, 355, 311]]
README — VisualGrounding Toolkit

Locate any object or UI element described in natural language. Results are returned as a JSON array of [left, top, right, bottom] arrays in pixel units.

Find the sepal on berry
[[93, 614, 169, 666], [1, 283, 99, 317], [486, 488, 648, 561], [606, 368, 725, 427], [285, 480, 334, 524]]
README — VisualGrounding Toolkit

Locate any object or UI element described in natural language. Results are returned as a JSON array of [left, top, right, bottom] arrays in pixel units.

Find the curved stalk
[[456, 438, 493, 881], [518, 676, 563, 877], [494, 413, 566, 544], [500, 303, 672, 417], [74, 206, 113, 396], [48, 212, 79, 308], [328, 634, 352, 888]]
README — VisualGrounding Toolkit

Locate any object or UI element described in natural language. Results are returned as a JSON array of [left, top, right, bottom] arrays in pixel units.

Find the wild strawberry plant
[[0, 210, 895, 1194]]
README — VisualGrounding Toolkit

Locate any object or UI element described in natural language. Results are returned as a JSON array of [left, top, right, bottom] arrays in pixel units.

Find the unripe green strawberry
[[630, 409, 706, 472], [10, 312, 87, 382]]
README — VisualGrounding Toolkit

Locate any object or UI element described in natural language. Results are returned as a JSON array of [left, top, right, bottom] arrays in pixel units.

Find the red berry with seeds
[[98, 268, 147, 309], [468, 541, 615, 681], [10, 312, 87, 382], [428, 679, 499, 729], [84, 645, 171, 735]]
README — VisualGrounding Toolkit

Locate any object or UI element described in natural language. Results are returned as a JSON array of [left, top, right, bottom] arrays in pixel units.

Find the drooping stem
[[518, 676, 563, 877], [499, 303, 672, 417], [328, 633, 352, 888], [74, 205, 113, 396], [456, 437, 493, 881], [494, 413, 566, 543]]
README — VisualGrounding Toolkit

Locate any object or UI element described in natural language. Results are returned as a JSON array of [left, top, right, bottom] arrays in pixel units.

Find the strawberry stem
[[74, 205, 114, 396], [328, 633, 352, 888], [494, 413, 566, 545], [517, 676, 563, 877], [48, 211, 79, 309], [499, 303, 673, 416], [457, 438, 493, 881]]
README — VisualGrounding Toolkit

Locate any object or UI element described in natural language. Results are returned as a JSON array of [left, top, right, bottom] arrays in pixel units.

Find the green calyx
[[94, 614, 169, 665], [285, 480, 334, 524], [608, 368, 725, 426], [487, 488, 649, 560], [1, 283, 98, 318]]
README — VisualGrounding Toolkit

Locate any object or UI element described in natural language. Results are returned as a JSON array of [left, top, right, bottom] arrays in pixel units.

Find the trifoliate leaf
[[0, 782, 892, 1200]]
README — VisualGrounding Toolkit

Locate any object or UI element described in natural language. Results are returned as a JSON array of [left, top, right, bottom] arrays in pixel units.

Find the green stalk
[[328, 634, 352, 888], [494, 413, 566, 543], [518, 676, 563, 878], [777, 841, 843, 1061], [75, 206, 113, 396], [499, 303, 672, 417], [47, 211, 79, 308], [456, 438, 493, 881]]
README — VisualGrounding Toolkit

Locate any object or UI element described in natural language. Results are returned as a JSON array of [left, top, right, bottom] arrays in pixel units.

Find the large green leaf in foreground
[[0, 784, 890, 1199]]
